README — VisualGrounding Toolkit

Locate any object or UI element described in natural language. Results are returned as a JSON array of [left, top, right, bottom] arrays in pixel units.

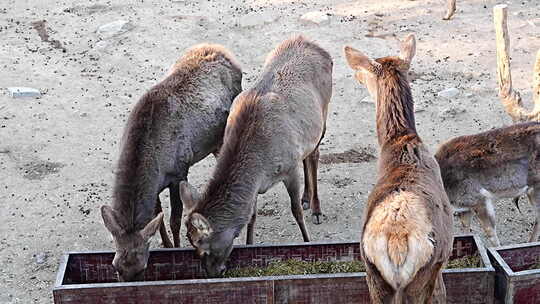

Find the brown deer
[[178, 35, 333, 277], [100, 44, 242, 281], [345, 34, 453, 303], [435, 122, 540, 246]]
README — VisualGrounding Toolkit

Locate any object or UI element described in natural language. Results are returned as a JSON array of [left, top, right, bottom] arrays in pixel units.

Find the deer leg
[[430, 267, 447, 304], [169, 183, 183, 247], [457, 208, 473, 232], [301, 158, 313, 211], [155, 196, 173, 248], [364, 260, 394, 304], [307, 148, 323, 225], [473, 198, 501, 246], [246, 197, 257, 245], [527, 189, 540, 242], [284, 170, 310, 242]]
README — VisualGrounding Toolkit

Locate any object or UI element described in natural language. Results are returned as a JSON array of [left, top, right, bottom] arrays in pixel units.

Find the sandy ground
[[1, 0, 539, 302]]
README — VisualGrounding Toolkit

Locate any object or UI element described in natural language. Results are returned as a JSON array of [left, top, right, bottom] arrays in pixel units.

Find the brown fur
[[191, 36, 332, 232], [435, 122, 540, 245], [102, 44, 242, 281], [182, 36, 333, 277], [113, 44, 241, 231], [436, 122, 540, 188], [345, 38, 453, 303], [374, 58, 416, 145], [190, 92, 264, 231]]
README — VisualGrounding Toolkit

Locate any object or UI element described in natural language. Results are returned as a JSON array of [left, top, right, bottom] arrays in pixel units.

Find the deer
[[433, 5, 540, 247], [100, 44, 242, 281], [344, 34, 453, 303], [435, 122, 540, 246], [178, 35, 333, 278]]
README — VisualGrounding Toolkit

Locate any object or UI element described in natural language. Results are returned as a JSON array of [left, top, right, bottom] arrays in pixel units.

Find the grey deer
[[100, 44, 242, 281], [179, 35, 333, 277], [435, 122, 540, 246], [345, 34, 453, 303]]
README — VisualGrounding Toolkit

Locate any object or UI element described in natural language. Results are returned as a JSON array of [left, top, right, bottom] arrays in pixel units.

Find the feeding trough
[[488, 242, 540, 304], [53, 234, 493, 304]]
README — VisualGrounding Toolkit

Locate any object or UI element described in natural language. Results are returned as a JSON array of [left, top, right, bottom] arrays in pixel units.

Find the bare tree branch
[[493, 4, 537, 122], [443, 0, 456, 20], [534, 50, 540, 113]]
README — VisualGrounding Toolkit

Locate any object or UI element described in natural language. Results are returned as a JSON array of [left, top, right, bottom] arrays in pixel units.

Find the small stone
[[238, 12, 279, 27], [35, 252, 48, 264], [527, 18, 540, 27], [361, 95, 374, 103], [300, 11, 330, 25], [7, 87, 41, 98], [439, 106, 466, 119], [97, 20, 133, 38], [437, 87, 459, 99], [95, 41, 109, 49]]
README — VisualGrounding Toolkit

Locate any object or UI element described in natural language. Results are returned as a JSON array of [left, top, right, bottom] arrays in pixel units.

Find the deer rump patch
[[363, 191, 434, 290]]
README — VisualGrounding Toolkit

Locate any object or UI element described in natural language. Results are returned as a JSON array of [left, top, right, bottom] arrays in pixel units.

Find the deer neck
[[375, 71, 417, 146], [200, 159, 264, 233], [112, 169, 161, 231]]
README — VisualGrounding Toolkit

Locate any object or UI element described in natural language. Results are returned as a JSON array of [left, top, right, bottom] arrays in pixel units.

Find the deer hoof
[[311, 213, 323, 225], [302, 199, 310, 210]]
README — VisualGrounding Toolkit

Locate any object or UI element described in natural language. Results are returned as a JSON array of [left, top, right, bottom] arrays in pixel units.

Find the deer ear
[[179, 181, 201, 211], [344, 46, 379, 73], [190, 213, 213, 238], [141, 212, 164, 241], [101, 205, 124, 237], [399, 34, 416, 65]]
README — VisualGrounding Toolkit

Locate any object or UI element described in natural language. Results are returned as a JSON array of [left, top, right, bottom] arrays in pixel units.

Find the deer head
[[179, 181, 240, 278], [344, 34, 416, 102], [101, 206, 163, 281]]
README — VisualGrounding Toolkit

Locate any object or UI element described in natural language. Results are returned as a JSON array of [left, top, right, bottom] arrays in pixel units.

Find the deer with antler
[[345, 35, 453, 303]]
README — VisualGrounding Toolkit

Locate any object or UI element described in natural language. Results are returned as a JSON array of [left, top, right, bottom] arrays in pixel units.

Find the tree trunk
[[534, 50, 540, 113], [443, 0, 456, 20], [493, 4, 539, 122]]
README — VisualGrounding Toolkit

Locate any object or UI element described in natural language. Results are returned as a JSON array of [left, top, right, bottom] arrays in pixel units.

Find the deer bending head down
[[435, 122, 540, 246], [101, 44, 242, 281], [345, 35, 453, 303], [180, 36, 333, 277]]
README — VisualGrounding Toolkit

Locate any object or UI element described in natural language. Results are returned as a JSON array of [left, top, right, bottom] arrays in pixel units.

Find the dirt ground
[[1, 0, 539, 302]]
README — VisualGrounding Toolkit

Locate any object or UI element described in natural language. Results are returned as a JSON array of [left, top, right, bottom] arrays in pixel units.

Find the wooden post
[[443, 0, 456, 20], [534, 50, 540, 112], [493, 4, 534, 122]]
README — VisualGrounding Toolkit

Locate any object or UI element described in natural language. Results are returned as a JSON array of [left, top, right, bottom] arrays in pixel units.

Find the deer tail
[[388, 233, 408, 266]]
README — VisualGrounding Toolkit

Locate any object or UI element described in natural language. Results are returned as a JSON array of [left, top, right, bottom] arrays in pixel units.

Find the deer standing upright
[[179, 36, 333, 277], [344, 35, 453, 303], [100, 44, 242, 281]]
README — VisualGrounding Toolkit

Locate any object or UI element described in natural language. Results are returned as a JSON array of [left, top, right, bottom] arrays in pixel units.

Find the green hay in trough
[[446, 254, 482, 269], [224, 255, 482, 278], [224, 259, 366, 278]]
